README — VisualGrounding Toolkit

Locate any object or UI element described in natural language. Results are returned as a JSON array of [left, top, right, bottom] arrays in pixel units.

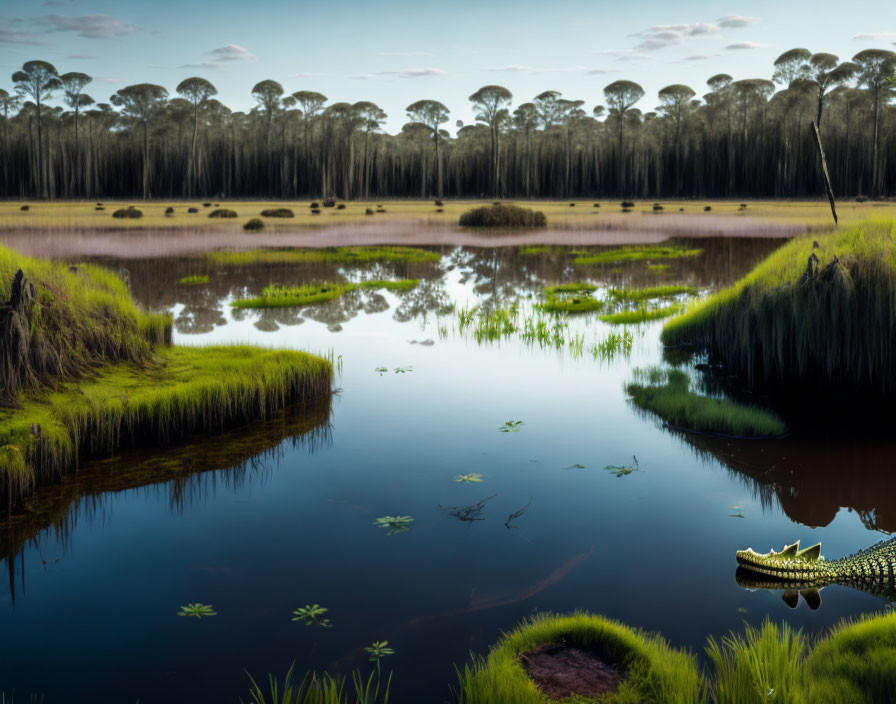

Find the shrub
[[365, 208, 374, 215], [594, 203, 600, 207], [322, 199, 336, 208], [202, 202, 211, 207], [243, 218, 264, 232], [260, 208, 294, 218], [434, 199, 444, 206], [621, 201, 635, 208], [112, 208, 143, 219], [336, 203, 346, 210], [376, 208, 387, 213], [569, 202, 576, 207], [165, 206, 175, 216], [436, 208, 444, 213], [458, 204, 547, 228], [310, 202, 320, 208], [856, 195, 869, 203], [704, 205, 712, 212], [739, 203, 748, 209], [96, 202, 103, 206], [653, 204, 664, 211], [679, 207, 685, 212], [208, 208, 238, 218], [311, 209, 321, 215], [19, 205, 28, 211], [188, 207, 199, 213], [95, 206, 105, 211]]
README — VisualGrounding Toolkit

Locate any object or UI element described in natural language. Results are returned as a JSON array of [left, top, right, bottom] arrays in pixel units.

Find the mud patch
[[520, 642, 622, 700]]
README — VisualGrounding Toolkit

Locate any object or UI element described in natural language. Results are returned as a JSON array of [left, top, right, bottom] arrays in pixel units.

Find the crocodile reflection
[[735, 538, 896, 609]]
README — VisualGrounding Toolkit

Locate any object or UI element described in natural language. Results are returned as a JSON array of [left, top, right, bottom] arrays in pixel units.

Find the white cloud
[[209, 44, 257, 62], [488, 64, 533, 72], [0, 28, 44, 44], [377, 51, 433, 57], [632, 22, 719, 50], [684, 55, 712, 61], [586, 68, 612, 74], [68, 53, 94, 59], [35, 14, 139, 39], [178, 62, 221, 71], [717, 15, 757, 28], [725, 41, 765, 50], [852, 32, 896, 40], [396, 67, 446, 77]]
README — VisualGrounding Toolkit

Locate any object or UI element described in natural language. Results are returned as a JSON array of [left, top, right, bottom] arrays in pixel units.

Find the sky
[[1, 0, 895, 133]]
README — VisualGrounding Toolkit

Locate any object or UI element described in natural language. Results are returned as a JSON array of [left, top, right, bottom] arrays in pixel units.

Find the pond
[[0, 228, 893, 703]]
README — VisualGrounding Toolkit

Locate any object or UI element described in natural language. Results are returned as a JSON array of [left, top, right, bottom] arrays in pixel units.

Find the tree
[[852, 49, 896, 195], [658, 84, 695, 194], [772, 48, 811, 87], [603, 80, 644, 195], [0, 89, 21, 192], [353, 101, 386, 198], [60, 72, 92, 192], [110, 83, 168, 199], [292, 91, 327, 194], [12, 60, 61, 197], [406, 100, 449, 197], [512, 102, 538, 197], [176, 77, 217, 196], [251, 80, 284, 144], [469, 85, 512, 195]]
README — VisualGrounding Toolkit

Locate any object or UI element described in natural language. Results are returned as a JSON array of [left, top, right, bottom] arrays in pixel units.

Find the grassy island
[[661, 220, 896, 401], [0, 246, 332, 509], [233, 279, 419, 309]]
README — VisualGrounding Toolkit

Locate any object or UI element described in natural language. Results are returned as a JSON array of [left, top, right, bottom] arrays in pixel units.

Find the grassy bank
[[233, 279, 419, 309], [661, 220, 896, 399], [209, 246, 440, 266], [574, 246, 703, 265], [600, 305, 684, 325], [625, 368, 787, 438]]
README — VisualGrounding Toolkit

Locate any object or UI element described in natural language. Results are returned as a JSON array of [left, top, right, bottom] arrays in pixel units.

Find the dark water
[[1, 233, 893, 703]]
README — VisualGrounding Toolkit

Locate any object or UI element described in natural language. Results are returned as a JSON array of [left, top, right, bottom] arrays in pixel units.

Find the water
[[1, 230, 893, 703]]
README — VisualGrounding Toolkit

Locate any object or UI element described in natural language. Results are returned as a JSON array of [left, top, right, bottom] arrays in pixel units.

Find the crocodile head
[[735, 540, 826, 581]]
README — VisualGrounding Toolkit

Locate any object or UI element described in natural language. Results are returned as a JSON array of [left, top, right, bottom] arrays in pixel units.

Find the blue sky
[[1, 0, 894, 133]]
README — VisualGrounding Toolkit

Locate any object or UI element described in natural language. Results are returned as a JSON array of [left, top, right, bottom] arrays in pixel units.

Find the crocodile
[[735, 538, 896, 609]]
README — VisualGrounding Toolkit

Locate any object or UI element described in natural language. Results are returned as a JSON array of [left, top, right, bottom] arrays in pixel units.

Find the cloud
[[0, 28, 44, 45], [632, 22, 719, 50], [586, 68, 612, 74], [488, 64, 533, 72], [43, 0, 77, 5], [68, 53, 94, 59], [377, 51, 433, 57], [488, 64, 586, 74], [684, 54, 712, 61], [717, 15, 757, 28], [35, 14, 140, 38], [209, 44, 257, 62], [178, 62, 221, 71], [396, 67, 446, 77], [592, 49, 653, 62], [725, 41, 765, 50], [852, 32, 896, 40], [290, 71, 328, 78]]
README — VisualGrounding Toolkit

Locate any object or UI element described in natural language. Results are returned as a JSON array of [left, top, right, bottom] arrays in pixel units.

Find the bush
[[653, 204, 664, 211], [459, 204, 547, 228], [856, 195, 869, 203], [202, 202, 211, 207], [309, 202, 320, 209], [260, 208, 294, 218], [188, 207, 199, 213], [243, 218, 264, 232], [376, 208, 387, 213], [336, 203, 346, 210], [436, 208, 444, 213], [165, 206, 175, 216], [434, 199, 444, 206], [19, 205, 28, 211], [311, 208, 321, 215], [96, 202, 103, 206], [95, 206, 105, 211], [365, 208, 374, 215], [322, 199, 336, 208], [704, 205, 712, 212], [569, 202, 576, 207], [208, 208, 238, 219], [594, 203, 600, 207], [621, 201, 635, 208], [112, 208, 143, 219]]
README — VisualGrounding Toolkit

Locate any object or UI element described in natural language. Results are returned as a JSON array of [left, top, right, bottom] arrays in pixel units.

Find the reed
[[243, 663, 391, 704], [455, 611, 702, 704], [661, 220, 896, 400], [573, 246, 703, 266], [233, 280, 419, 309], [209, 247, 440, 266], [625, 368, 787, 438]]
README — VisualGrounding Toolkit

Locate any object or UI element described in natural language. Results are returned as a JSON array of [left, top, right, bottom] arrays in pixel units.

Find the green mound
[[625, 368, 787, 438], [178, 275, 209, 285], [540, 294, 604, 314], [233, 279, 419, 309], [209, 246, 440, 266], [459, 203, 547, 228], [545, 282, 597, 295], [456, 611, 701, 704], [661, 220, 896, 399], [609, 285, 697, 302], [573, 246, 702, 265], [599, 305, 683, 325]]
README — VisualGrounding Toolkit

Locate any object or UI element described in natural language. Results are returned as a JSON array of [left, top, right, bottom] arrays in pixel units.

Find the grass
[[178, 275, 209, 285], [599, 304, 684, 324], [243, 663, 391, 704], [232, 279, 419, 309], [609, 285, 697, 302], [459, 204, 547, 228], [455, 611, 702, 704], [544, 282, 597, 295], [539, 295, 604, 314], [661, 220, 896, 398], [573, 246, 703, 265], [209, 246, 440, 266], [625, 367, 787, 438]]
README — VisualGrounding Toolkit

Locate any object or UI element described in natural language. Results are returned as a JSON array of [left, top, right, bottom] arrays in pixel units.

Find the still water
[[1, 230, 893, 703]]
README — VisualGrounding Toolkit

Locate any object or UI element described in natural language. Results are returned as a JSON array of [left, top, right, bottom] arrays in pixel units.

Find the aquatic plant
[[373, 515, 413, 535], [233, 280, 419, 309], [661, 220, 896, 401], [609, 285, 697, 302], [499, 420, 523, 433], [504, 497, 532, 529], [599, 304, 684, 325], [454, 473, 484, 483], [393, 366, 412, 374], [439, 494, 497, 523], [591, 331, 634, 361], [364, 641, 395, 662], [544, 282, 597, 295], [178, 274, 209, 285], [573, 246, 702, 266], [458, 204, 547, 228], [455, 611, 702, 704], [243, 663, 392, 704], [178, 603, 217, 619], [539, 294, 604, 314], [625, 367, 787, 438], [605, 456, 640, 478], [210, 246, 440, 266], [291, 604, 332, 627]]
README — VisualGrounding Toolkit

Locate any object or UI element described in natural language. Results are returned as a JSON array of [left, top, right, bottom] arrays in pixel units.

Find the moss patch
[[209, 246, 440, 266], [573, 246, 702, 266], [599, 305, 684, 325], [233, 279, 419, 309]]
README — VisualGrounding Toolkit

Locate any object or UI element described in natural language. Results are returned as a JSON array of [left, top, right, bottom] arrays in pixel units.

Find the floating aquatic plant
[[364, 641, 395, 661], [393, 366, 412, 374], [499, 420, 524, 433], [375, 367, 389, 374], [455, 473, 484, 483], [291, 604, 332, 627], [562, 463, 585, 470], [373, 515, 414, 535], [178, 603, 217, 619], [604, 456, 640, 478], [439, 495, 497, 523]]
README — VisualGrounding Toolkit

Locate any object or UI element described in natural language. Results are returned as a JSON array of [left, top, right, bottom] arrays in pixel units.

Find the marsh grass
[[243, 663, 391, 704], [544, 283, 597, 295], [210, 247, 440, 266], [178, 275, 209, 285], [233, 280, 419, 309], [573, 246, 703, 266], [600, 305, 684, 325], [609, 285, 697, 302], [455, 611, 701, 704], [625, 368, 786, 438], [661, 220, 896, 400]]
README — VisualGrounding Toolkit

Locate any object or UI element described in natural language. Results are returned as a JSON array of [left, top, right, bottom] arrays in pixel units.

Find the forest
[[1, 48, 894, 201]]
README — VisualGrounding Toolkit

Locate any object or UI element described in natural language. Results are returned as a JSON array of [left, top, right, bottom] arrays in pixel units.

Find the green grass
[[232, 279, 419, 309], [243, 663, 391, 704], [573, 246, 703, 265], [599, 304, 684, 325], [209, 246, 440, 266], [648, 264, 671, 271], [609, 285, 697, 302], [544, 282, 597, 295], [459, 203, 547, 228], [805, 612, 896, 704], [178, 275, 209, 285], [539, 295, 604, 314], [625, 368, 787, 438], [661, 220, 896, 398], [455, 611, 701, 704]]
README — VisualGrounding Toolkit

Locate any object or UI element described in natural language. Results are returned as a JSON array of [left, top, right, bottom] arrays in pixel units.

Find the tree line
[[1, 49, 894, 201]]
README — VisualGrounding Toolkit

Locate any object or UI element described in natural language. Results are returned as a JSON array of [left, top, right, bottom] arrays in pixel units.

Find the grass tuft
[[459, 204, 547, 228], [574, 246, 703, 266], [600, 305, 684, 325], [233, 280, 418, 309]]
